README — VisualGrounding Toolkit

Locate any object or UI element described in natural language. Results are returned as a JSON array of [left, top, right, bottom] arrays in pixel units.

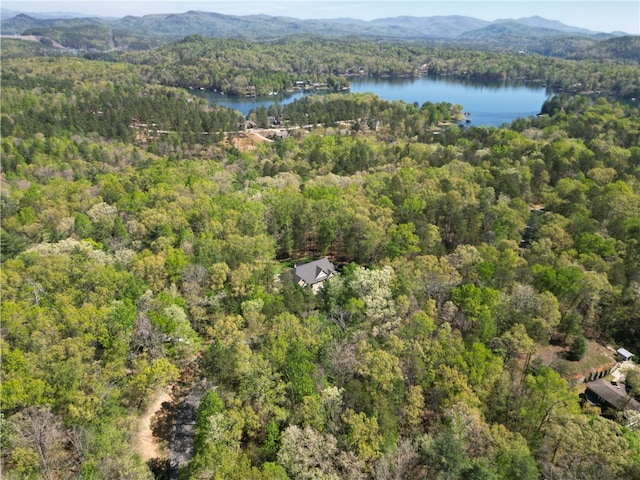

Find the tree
[[256, 106, 269, 128], [284, 341, 317, 402], [536, 413, 639, 479], [123, 355, 179, 408], [356, 342, 403, 395], [0, 228, 27, 262], [488, 424, 538, 480], [347, 265, 397, 326], [188, 390, 261, 480], [625, 368, 640, 399], [567, 334, 587, 361], [132, 252, 168, 293], [451, 283, 499, 344], [372, 437, 420, 480], [262, 419, 281, 462], [342, 409, 384, 463], [420, 427, 471, 479], [496, 284, 560, 342], [277, 425, 340, 480], [74, 213, 93, 238], [401, 385, 425, 435], [193, 390, 225, 452], [514, 367, 580, 446], [495, 324, 536, 366], [7, 407, 68, 480], [238, 354, 287, 424], [385, 223, 420, 259], [462, 342, 504, 404]]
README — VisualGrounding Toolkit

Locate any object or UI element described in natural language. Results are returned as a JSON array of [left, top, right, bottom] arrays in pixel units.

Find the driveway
[[612, 359, 636, 383]]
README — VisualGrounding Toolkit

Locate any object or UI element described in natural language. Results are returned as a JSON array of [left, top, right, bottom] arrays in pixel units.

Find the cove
[[192, 76, 553, 127]]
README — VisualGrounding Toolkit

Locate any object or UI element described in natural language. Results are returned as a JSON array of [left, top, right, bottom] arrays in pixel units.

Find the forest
[[124, 36, 640, 98], [1, 32, 640, 480]]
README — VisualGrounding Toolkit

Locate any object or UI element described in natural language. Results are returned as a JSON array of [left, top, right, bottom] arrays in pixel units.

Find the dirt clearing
[[134, 389, 172, 463]]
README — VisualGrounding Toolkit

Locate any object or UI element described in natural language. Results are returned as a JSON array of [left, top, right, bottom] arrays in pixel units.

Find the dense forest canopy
[[122, 36, 640, 99], [1, 30, 640, 480]]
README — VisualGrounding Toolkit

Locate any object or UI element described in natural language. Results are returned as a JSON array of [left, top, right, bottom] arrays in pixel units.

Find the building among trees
[[617, 347, 634, 362], [291, 258, 337, 293], [585, 379, 640, 414]]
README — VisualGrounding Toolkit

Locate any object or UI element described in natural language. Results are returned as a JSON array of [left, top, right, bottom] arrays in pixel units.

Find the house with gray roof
[[585, 378, 640, 414], [291, 258, 336, 293]]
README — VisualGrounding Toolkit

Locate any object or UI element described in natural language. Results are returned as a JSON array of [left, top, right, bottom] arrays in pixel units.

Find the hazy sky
[[5, 1, 640, 34]]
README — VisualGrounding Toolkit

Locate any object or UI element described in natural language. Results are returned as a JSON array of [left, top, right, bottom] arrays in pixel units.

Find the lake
[[192, 76, 554, 127]]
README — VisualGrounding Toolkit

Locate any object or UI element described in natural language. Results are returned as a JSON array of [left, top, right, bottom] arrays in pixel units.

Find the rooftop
[[293, 258, 336, 286], [586, 379, 640, 412], [617, 347, 634, 359]]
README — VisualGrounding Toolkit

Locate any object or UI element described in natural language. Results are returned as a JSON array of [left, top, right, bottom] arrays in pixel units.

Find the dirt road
[[135, 389, 172, 463]]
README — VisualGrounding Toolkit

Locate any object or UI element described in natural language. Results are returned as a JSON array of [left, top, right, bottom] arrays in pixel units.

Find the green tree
[[451, 283, 499, 344], [342, 409, 383, 463], [537, 413, 639, 479], [421, 427, 471, 479], [385, 222, 420, 259], [262, 419, 281, 462], [489, 424, 539, 480], [567, 334, 587, 361], [514, 367, 580, 446]]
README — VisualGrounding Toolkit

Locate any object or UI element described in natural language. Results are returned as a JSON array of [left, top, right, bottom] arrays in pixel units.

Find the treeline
[[537, 35, 640, 62], [278, 93, 462, 135], [23, 23, 114, 50], [4, 34, 639, 99], [1, 58, 244, 147], [2, 49, 640, 479], [15, 23, 173, 52], [244, 93, 463, 144], [122, 35, 640, 99], [0, 38, 69, 60]]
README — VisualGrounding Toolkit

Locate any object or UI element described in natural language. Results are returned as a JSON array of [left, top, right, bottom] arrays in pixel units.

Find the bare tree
[[130, 291, 164, 360], [10, 407, 68, 480]]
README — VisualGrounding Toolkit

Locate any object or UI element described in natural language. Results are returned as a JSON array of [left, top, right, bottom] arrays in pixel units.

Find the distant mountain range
[[1, 9, 635, 58], [1, 8, 98, 20]]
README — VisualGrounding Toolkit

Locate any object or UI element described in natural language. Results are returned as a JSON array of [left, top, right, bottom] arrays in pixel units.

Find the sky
[[4, 1, 640, 34]]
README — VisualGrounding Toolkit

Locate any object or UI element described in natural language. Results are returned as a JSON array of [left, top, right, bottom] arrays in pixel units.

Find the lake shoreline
[[192, 74, 555, 127]]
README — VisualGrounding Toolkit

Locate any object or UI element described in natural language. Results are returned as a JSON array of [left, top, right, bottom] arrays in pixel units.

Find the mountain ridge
[[1, 10, 634, 58], [1, 10, 625, 37]]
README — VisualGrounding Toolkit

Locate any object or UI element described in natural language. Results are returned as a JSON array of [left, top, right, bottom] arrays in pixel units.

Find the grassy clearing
[[534, 341, 616, 381]]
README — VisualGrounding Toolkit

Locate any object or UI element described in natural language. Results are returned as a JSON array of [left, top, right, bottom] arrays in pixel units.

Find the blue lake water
[[192, 76, 554, 127]]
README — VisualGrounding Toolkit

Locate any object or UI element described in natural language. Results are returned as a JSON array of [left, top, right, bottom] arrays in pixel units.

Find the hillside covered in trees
[[1, 31, 640, 480], [2, 10, 639, 59]]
